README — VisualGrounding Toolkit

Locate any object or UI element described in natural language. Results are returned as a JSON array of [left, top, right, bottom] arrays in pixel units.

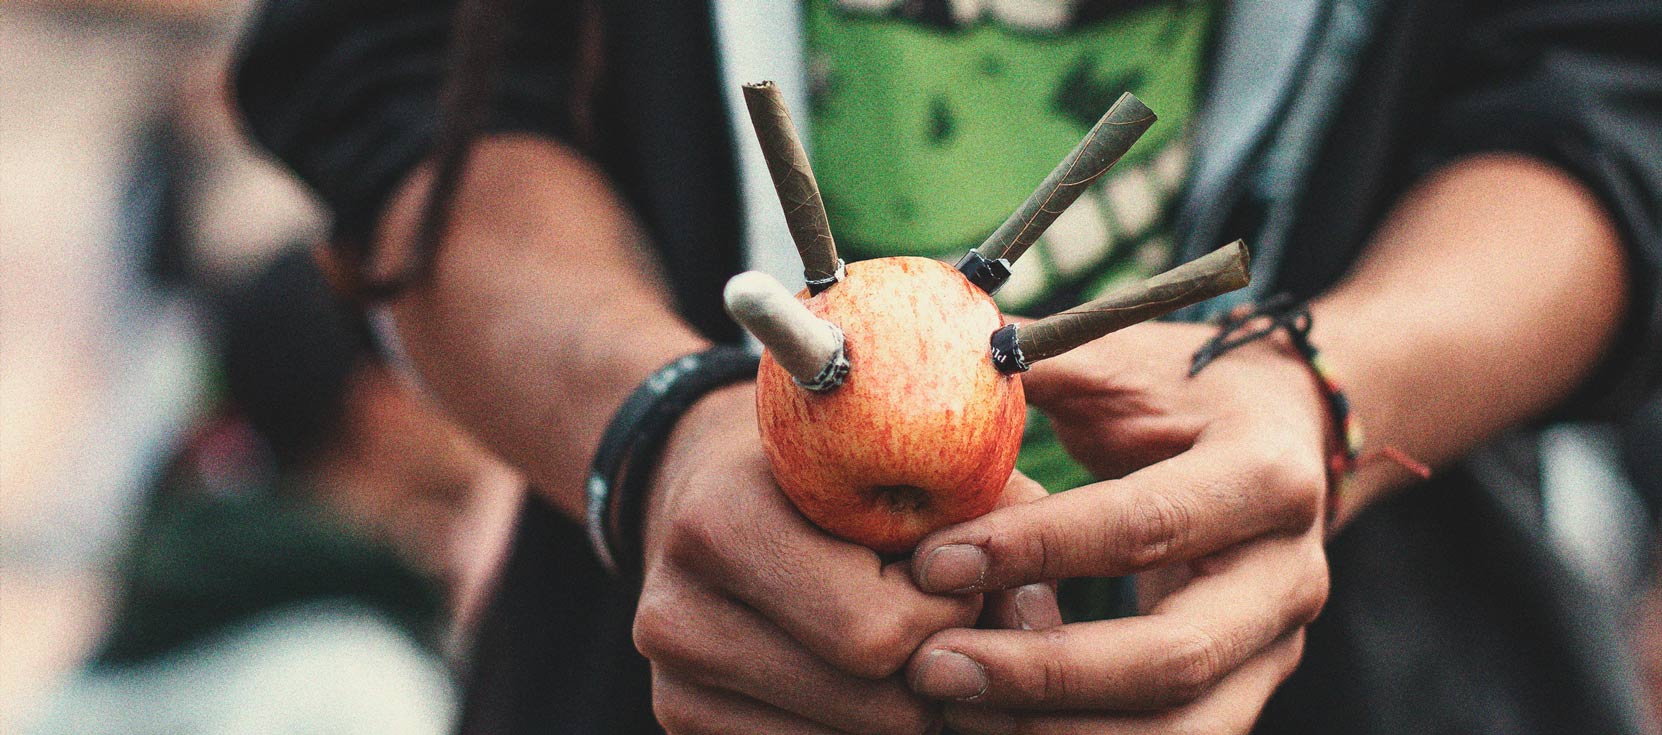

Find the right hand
[[633, 383, 995, 734]]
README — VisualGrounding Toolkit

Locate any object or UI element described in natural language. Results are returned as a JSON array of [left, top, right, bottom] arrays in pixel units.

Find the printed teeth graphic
[[994, 251, 1049, 306], [993, 138, 1191, 312], [1045, 194, 1110, 278], [833, 0, 1081, 33], [1153, 143, 1188, 191], [1105, 165, 1158, 236]]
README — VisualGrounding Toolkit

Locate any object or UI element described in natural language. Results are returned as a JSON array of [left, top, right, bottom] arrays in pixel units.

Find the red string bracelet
[[1190, 295, 1430, 528]]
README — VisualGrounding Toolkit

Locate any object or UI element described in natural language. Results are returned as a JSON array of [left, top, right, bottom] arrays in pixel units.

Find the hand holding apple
[[633, 382, 1054, 734], [900, 321, 1332, 734]]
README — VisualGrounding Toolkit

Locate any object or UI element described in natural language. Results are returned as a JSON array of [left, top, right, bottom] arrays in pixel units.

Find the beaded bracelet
[[1189, 295, 1428, 526]]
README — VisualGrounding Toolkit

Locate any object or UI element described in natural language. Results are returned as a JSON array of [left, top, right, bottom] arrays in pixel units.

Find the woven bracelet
[[1189, 295, 1428, 527]]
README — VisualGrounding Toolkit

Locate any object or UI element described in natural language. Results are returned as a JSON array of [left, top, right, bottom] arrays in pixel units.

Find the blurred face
[[310, 365, 520, 611]]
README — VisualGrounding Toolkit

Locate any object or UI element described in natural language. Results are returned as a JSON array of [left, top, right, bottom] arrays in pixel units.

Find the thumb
[[908, 470, 1048, 595]]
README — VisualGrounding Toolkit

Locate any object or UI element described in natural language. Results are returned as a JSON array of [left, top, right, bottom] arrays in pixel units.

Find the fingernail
[[1014, 584, 1063, 630], [912, 650, 988, 700], [919, 544, 988, 592]]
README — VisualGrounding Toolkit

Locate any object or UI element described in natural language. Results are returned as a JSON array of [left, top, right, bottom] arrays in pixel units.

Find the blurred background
[[2, 1, 522, 731], [0, 0, 1656, 732]]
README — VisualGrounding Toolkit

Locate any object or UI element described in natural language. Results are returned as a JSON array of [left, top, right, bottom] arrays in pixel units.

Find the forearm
[[377, 135, 707, 520], [1311, 153, 1628, 526]]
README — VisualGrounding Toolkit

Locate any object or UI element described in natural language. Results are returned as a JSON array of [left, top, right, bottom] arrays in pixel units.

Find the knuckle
[[1287, 481, 1324, 530], [1039, 653, 1073, 707], [662, 496, 726, 567], [832, 608, 915, 679], [632, 590, 688, 664], [630, 597, 669, 661], [1159, 624, 1227, 704], [1296, 548, 1332, 625], [1115, 493, 1191, 570], [1258, 443, 1326, 526], [1286, 630, 1308, 669], [1033, 517, 1074, 581], [981, 518, 1053, 584], [650, 685, 701, 734], [1005, 629, 1073, 706]]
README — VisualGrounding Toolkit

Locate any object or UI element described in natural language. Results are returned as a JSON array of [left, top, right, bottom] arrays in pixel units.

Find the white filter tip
[[724, 271, 847, 390]]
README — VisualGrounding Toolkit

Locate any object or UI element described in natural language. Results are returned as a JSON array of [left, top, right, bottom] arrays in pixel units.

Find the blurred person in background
[[26, 250, 520, 735], [1622, 396, 1662, 718], [231, 1, 1661, 734], [0, 3, 331, 726]]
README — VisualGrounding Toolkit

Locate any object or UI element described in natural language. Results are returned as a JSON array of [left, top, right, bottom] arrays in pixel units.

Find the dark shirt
[[234, 1, 1662, 733]]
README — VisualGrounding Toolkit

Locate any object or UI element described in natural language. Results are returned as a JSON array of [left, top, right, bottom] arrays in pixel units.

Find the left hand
[[903, 321, 1333, 734]]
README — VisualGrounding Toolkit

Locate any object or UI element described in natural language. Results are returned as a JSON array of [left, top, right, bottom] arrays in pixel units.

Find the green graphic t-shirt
[[806, 0, 1216, 499]]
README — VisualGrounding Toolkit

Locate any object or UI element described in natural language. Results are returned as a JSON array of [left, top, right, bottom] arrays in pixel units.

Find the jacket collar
[[1184, 0, 1328, 220]]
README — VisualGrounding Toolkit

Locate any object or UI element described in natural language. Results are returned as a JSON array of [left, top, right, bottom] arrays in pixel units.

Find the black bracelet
[[587, 345, 760, 579]]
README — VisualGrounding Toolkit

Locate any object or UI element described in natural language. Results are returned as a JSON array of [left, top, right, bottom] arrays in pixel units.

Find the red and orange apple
[[754, 257, 1025, 553]]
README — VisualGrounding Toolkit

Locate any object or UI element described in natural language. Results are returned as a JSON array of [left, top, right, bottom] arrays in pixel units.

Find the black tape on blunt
[[955, 251, 1012, 295], [989, 324, 1029, 374]]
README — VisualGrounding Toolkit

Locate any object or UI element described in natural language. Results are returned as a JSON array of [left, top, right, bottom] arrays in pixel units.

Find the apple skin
[[756, 257, 1026, 553]]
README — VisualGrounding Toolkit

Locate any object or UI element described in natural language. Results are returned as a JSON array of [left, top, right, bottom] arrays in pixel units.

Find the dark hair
[[216, 248, 375, 469]]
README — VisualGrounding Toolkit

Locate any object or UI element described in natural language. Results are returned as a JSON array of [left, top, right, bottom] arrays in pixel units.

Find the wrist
[[1304, 296, 1413, 496], [641, 383, 757, 563], [1190, 297, 1424, 533], [1296, 297, 1436, 528], [587, 346, 760, 579]]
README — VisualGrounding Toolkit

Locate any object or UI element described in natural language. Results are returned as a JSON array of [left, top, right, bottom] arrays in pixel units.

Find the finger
[[1015, 324, 1149, 409], [942, 631, 1306, 735], [907, 533, 1327, 710], [650, 672, 858, 735], [981, 583, 1063, 631], [978, 474, 1060, 631], [995, 470, 1051, 508], [660, 459, 982, 679], [911, 429, 1324, 593], [635, 570, 940, 733], [1135, 565, 1195, 614]]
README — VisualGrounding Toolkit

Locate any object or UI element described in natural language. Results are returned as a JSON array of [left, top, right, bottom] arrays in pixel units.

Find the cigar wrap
[[991, 241, 1251, 373], [976, 92, 1157, 268], [743, 81, 843, 291]]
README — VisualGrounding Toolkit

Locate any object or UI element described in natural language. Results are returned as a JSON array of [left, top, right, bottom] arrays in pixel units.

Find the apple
[[729, 82, 1245, 554], [753, 257, 1025, 553]]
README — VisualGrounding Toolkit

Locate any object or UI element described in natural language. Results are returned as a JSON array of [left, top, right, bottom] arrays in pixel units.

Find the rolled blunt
[[724, 271, 850, 392], [991, 240, 1252, 373], [965, 93, 1156, 293], [977, 92, 1156, 266], [743, 81, 844, 293]]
